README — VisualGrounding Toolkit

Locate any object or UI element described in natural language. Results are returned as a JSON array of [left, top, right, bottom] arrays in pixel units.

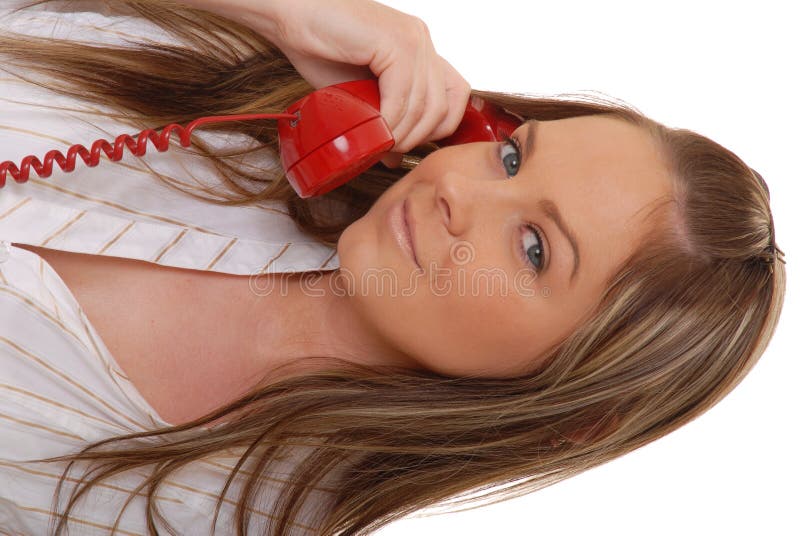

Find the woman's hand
[[243, 0, 472, 164]]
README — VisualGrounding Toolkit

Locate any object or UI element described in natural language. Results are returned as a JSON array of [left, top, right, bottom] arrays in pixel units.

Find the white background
[[372, 1, 798, 535]]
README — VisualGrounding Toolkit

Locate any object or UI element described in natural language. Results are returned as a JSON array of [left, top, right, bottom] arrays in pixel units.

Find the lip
[[403, 198, 420, 268], [387, 197, 421, 269]]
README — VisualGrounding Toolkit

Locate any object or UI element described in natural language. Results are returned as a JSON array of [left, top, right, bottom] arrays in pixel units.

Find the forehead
[[535, 114, 666, 181], [534, 115, 673, 289]]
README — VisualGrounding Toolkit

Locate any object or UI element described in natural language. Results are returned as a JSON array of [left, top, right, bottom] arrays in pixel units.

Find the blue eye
[[520, 225, 545, 272], [500, 134, 522, 177]]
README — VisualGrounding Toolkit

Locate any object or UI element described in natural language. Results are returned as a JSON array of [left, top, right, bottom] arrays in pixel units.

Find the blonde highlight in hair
[[0, 1, 786, 534]]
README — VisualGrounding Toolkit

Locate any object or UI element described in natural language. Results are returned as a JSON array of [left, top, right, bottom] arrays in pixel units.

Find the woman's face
[[336, 114, 674, 378]]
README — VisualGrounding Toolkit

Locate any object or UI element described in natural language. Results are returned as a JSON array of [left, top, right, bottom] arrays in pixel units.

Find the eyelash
[[500, 133, 547, 273]]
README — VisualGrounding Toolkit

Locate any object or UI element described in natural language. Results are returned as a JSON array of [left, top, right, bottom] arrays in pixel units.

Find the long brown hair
[[0, 1, 786, 534]]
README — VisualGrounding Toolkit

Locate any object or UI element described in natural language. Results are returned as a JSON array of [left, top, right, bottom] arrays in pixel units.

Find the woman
[[0, 0, 786, 535]]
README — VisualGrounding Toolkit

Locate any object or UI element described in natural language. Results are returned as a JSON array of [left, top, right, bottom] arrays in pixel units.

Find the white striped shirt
[[0, 2, 339, 533]]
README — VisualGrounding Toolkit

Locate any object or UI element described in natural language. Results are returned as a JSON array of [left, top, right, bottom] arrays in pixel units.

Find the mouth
[[403, 198, 421, 269]]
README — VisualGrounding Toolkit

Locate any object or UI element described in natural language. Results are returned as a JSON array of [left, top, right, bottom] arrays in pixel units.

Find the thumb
[[282, 48, 374, 89]]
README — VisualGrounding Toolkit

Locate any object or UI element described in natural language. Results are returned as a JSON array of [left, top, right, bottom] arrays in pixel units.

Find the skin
[[240, 114, 675, 380]]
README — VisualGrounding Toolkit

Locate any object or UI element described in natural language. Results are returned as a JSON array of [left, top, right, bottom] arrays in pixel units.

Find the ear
[[560, 412, 622, 445]]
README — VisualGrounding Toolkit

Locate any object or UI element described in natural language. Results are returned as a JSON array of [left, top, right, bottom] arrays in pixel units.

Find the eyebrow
[[522, 119, 581, 287]]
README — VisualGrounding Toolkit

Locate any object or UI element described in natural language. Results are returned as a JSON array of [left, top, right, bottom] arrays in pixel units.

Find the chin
[[335, 220, 373, 287]]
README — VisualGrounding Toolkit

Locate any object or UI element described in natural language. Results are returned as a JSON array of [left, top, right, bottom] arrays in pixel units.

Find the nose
[[435, 169, 481, 237]]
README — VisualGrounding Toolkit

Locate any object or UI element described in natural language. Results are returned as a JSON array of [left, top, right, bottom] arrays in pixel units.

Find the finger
[[381, 70, 425, 152], [370, 26, 416, 134], [376, 17, 435, 148], [381, 56, 429, 152], [379, 152, 404, 169], [373, 53, 406, 133], [394, 60, 448, 153], [425, 57, 472, 142], [386, 42, 435, 153]]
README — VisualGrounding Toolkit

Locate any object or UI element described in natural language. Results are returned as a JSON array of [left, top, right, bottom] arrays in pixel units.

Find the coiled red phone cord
[[0, 112, 298, 188]]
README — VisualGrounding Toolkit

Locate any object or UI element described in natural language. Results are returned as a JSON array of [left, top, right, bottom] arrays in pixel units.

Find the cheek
[[440, 287, 568, 377]]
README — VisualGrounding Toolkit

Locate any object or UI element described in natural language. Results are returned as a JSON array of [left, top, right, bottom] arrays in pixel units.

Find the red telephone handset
[[279, 79, 522, 197], [0, 78, 522, 198]]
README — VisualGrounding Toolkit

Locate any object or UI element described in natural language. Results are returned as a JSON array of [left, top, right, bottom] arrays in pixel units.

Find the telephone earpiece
[[0, 79, 522, 196], [278, 79, 523, 198]]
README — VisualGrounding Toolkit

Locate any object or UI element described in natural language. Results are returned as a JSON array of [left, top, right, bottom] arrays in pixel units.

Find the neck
[[238, 270, 420, 383]]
